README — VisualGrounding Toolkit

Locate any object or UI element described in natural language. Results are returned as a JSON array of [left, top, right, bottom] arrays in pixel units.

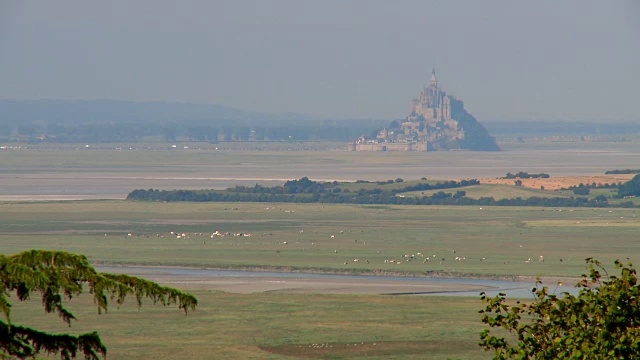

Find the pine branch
[[0, 250, 198, 359], [0, 321, 106, 360], [100, 273, 198, 313]]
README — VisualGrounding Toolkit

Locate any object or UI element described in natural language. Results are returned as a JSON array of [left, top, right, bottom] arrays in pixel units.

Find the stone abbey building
[[350, 68, 499, 151]]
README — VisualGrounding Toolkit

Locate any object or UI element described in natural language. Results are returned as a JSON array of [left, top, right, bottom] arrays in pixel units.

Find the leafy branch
[[479, 258, 640, 359]]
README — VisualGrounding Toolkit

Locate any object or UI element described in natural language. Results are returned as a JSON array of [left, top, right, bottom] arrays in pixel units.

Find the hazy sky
[[1, 1, 639, 121]]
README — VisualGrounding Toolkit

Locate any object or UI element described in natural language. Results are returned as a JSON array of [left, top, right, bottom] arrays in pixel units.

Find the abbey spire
[[429, 66, 437, 87]]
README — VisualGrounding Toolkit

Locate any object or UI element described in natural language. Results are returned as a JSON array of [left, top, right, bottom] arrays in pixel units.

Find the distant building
[[351, 67, 499, 152]]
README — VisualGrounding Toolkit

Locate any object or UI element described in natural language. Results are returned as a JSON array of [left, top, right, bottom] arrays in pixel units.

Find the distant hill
[[484, 121, 640, 136], [0, 99, 314, 126], [0, 99, 388, 142]]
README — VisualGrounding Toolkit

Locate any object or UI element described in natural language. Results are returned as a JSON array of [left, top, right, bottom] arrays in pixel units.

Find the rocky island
[[350, 68, 499, 151]]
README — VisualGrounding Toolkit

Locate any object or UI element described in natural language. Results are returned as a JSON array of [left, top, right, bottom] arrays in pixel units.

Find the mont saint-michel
[[350, 68, 499, 151]]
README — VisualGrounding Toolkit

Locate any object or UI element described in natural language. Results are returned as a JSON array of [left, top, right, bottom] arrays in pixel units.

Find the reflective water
[[97, 266, 580, 298]]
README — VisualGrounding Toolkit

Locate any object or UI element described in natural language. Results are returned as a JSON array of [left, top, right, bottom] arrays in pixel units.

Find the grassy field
[[337, 179, 442, 192], [398, 184, 572, 200], [1, 200, 638, 279], [13, 290, 486, 359], [1, 198, 638, 359]]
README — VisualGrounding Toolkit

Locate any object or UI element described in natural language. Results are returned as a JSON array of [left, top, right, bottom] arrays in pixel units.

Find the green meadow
[[12, 290, 484, 360], [4, 199, 638, 359], [1, 200, 638, 278]]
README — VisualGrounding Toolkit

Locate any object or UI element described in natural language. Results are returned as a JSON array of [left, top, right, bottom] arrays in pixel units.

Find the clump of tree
[[572, 183, 591, 195], [0, 250, 197, 359], [565, 182, 619, 191], [503, 172, 550, 179], [605, 169, 640, 175], [617, 174, 640, 198], [480, 258, 640, 359]]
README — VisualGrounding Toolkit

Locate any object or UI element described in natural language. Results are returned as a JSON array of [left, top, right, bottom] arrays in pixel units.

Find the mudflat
[[100, 267, 489, 295], [2, 142, 640, 200]]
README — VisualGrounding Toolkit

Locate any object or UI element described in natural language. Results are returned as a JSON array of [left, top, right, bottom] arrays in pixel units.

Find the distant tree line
[[502, 172, 550, 179], [0, 99, 393, 143], [127, 188, 631, 208], [565, 182, 620, 189], [5, 123, 383, 143], [605, 169, 640, 175], [563, 182, 621, 196], [484, 121, 640, 136], [221, 177, 479, 196], [126, 177, 636, 208]]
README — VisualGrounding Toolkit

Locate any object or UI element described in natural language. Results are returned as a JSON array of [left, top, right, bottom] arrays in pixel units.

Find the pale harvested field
[[480, 174, 635, 190]]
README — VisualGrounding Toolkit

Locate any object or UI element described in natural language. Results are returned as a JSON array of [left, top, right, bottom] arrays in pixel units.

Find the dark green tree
[[573, 185, 590, 195], [0, 250, 197, 359], [618, 174, 640, 198], [480, 258, 640, 359]]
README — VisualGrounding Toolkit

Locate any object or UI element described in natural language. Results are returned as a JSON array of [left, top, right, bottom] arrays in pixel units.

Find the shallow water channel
[[97, 266, 580, 298]]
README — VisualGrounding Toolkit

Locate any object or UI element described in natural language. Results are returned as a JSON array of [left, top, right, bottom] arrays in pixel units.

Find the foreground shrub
[[480, 258, 640, 359]]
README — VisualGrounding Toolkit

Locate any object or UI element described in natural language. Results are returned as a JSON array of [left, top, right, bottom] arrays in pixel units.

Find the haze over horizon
[[1, 1, 639, 122]]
